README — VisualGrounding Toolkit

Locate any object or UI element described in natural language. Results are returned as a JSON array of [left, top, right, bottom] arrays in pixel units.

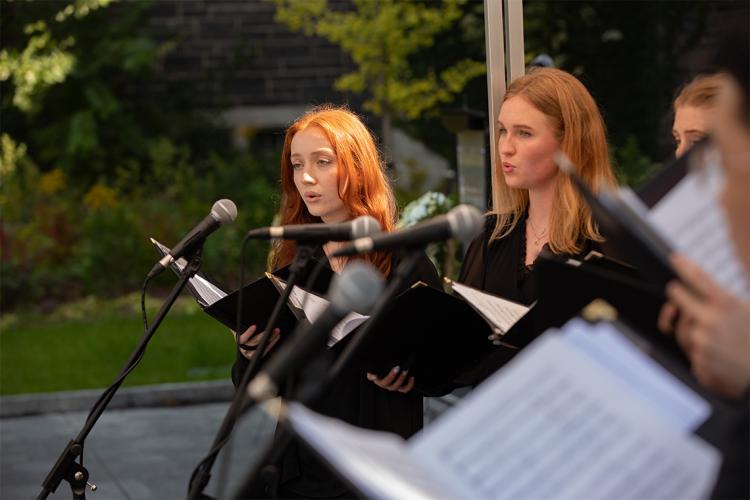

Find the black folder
[[503, 251, 665, 349], [346, 283, 497, 395], [461, 251, 674, 386], [636, 137, 710, 208], [150, 237, 334, 336]]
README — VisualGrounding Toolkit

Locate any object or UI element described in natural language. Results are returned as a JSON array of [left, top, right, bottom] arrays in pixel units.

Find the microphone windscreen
[[447, 204, 483, 244], [351, 215, 382, 239], [211, 199, 238, 224], [329, 261, 384, 315]]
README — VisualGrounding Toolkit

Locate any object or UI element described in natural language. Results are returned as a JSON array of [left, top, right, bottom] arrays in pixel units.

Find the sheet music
[[278, 281, 369, 346], [450, 281, 530, 333], [646, 158, 750, 298], [410, 326, 720, 500], [561, 319, 710, 432], [288, 403, 459, 500], [150, 238, 227, 306]]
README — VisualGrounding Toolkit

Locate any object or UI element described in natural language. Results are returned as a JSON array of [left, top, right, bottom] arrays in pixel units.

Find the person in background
[[672, 73, 723, 158], [232, 105, 440, 498], [657, 23, 749, 500], [658, 30, 750, 402]]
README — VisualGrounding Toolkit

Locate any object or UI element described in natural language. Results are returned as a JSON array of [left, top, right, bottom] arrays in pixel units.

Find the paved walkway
[[1, 384, 277, 500], [1, 383, 457, 499]]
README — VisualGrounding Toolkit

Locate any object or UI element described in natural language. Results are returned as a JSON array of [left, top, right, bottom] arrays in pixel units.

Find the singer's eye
[[518, 129, 532, 138], [497, 127, 507, 136], [317, 158, 332, 166], [291, 162, 302, 170]]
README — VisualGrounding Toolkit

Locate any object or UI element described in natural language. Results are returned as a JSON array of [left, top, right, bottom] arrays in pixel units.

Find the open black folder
[[349, 282, 514, 394], [149, 238, 333, 335], [455, 251, 670, 387]]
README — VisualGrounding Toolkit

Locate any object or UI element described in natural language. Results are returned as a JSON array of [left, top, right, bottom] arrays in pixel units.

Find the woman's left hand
[[367, 366, 415, 394]]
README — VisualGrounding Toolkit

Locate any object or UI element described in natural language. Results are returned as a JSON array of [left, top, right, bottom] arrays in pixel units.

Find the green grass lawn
[[0, 294, 237, 395]]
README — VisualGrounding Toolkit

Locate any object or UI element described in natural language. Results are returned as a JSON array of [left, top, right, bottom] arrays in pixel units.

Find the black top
[[232, 248, 441, 498], [459, 214, 600, 304], [455, 214, 601, 386]]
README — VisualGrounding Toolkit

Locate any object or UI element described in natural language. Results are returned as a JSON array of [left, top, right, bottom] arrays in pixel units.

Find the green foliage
[[611, 134, 662, 188], [397, 191, 460, 279], [270, 0, 485, 120], [1, 1, 280, 311]]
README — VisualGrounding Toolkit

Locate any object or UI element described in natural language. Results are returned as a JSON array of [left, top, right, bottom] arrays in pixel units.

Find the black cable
[[84, 275, 153, 426]]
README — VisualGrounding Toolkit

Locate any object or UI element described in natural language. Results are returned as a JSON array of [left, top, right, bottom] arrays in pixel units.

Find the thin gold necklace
[[527, 218, 547, 246]]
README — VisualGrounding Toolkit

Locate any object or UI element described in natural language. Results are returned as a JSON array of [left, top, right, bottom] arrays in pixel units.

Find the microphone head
[[446, 204, 483, 244], [350, 215, 382, 239], [211, 199, 238, 225], [328, 261, 384, 315]]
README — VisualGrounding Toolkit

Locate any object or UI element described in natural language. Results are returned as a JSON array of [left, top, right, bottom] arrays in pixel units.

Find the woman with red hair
[[232, 105, 440, 498], [272, 104, 398, 276]]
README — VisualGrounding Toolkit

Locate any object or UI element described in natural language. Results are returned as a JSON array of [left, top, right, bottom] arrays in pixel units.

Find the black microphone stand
[[37, 248, 205, 500], [230, 250, 423, 499], [187, 244, 317, 500]]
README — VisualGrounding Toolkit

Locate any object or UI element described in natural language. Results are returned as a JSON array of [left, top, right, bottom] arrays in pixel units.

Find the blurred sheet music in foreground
[[288, 318, 720, 500]]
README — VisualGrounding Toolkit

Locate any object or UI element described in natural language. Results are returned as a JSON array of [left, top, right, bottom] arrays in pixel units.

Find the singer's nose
[[499, 137, 515, 161], [302, 172, 316, 184]]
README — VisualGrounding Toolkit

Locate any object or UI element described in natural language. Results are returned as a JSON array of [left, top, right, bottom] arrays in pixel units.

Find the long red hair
[[271, 105, 397, 276]]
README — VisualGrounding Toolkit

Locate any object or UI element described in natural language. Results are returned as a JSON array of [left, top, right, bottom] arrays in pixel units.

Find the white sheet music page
[[288, 402, 460, 500], [410, 327, 720, 500], [646, 156, 750, 298], [451, 281, 530, 333], [561, 319, 710, 432], [150, 238, 227, 306], [278, 282, 369, 346]]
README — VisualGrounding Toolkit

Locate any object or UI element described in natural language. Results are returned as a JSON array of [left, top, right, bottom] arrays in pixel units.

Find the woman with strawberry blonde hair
[[459, 67, 617, 305], [442, 68, 617, 386], [232, 105, 440, 498]]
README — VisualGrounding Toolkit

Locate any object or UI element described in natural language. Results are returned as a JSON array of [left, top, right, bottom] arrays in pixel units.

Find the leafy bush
[[0, 1, 281, 311]]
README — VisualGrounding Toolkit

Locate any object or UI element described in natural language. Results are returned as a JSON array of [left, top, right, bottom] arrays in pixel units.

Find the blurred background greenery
[[0, 0, 737, 394]]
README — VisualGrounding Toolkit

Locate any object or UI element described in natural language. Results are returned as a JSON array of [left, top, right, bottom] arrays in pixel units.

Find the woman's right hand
[[234, 325, 281, 360]]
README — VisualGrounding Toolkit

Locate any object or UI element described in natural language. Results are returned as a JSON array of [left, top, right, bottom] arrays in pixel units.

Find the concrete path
[[1, 383, 457, 500], [1, 387, 277, 500]]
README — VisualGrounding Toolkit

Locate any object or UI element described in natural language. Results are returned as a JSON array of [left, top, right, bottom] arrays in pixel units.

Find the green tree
[[0, 0, 279, 309], [269, 0, 486, 158]]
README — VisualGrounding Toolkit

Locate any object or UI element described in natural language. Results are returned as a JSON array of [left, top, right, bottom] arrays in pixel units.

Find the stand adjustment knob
[[73, 471, 97, 492]]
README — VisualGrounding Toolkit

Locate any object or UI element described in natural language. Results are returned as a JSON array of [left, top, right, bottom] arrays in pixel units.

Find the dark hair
[[715, 19, 750, 126]]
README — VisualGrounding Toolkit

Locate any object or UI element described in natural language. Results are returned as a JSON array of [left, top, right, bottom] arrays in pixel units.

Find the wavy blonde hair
[[272, 105, 397, 276], [489, 68, 617, 254], [674, 73, 723, 111]]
